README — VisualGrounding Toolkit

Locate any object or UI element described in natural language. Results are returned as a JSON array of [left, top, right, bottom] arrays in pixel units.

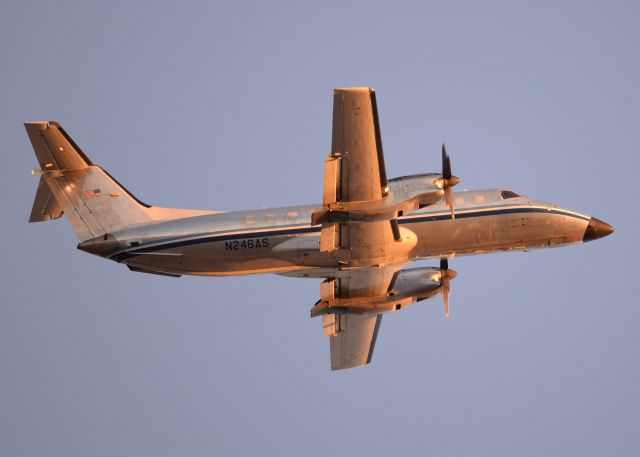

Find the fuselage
[[78, 176, 606, 277]]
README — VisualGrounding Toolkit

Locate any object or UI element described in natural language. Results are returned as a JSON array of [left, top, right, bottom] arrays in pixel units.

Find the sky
[[1, 1, 638, 456]]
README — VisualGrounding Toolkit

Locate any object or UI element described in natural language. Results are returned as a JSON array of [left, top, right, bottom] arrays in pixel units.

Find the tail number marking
[[225, 238, 270, 251]]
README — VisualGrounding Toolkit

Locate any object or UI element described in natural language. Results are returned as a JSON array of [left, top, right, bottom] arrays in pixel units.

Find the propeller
[[439, 258, 458, 317], [441, 144, 460, 219]]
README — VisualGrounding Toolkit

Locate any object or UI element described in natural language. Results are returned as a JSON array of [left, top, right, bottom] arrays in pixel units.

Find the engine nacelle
[[310, 266, 445, 317], [311, 173, 444, 225]]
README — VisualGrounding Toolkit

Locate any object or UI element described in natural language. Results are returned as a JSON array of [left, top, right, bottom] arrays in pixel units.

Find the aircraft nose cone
[[583, 217, 614, 242]]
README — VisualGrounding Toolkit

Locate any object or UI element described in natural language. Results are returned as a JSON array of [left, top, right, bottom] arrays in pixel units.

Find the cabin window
[[500, 190, 521, 199]]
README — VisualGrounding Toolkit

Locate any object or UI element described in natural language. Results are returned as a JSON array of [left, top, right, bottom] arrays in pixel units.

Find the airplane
[[25, 87, 613, 370]]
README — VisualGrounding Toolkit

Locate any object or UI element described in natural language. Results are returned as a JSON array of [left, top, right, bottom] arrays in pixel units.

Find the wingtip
[[334, 87, 374, 94]]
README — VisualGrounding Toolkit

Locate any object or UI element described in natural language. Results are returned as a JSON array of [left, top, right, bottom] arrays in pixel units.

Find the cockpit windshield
[[500, 190, 522, 199]]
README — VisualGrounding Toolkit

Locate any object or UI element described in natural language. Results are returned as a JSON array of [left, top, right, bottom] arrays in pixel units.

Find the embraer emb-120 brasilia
[[25, 87, 613, 370]]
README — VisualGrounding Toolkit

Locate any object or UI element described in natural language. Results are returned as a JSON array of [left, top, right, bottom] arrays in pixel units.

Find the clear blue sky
[[1, 1, 638, 456]]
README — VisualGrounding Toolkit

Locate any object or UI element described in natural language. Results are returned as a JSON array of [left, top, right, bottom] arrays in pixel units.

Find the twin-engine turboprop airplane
[[25, 87, 613, 370]]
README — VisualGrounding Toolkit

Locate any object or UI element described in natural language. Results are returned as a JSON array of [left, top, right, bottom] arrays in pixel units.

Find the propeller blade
[[444, 187, 455, 219], [442, 143, 452, 180], [443, 277, 450, 317], [441, 143, 457, 219], [439, 258, 457, 317]]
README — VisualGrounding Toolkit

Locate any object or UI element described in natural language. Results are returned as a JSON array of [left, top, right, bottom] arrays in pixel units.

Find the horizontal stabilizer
[[29, 175, 63, 222]]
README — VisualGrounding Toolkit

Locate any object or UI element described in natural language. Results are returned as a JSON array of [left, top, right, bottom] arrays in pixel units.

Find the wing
[[318, 88, 397, 253], [317, 263, 404, 370], [328, 313, 382, 370], [315, 87, 441, 252], [310, 262, 449, 370], [329, 87, 388, 202]]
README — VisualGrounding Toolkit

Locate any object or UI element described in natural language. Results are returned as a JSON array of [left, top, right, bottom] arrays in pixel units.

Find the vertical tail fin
[[26, 121, 217, 242], [25, 121, 154, 240]]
